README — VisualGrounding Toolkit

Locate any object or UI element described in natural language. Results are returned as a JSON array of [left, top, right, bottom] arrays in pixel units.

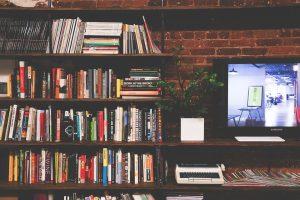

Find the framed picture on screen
[[247, 86, 263, 107]]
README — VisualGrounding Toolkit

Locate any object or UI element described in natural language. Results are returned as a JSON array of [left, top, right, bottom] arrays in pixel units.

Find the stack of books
[[51, 18, 86, 54], [8, 148, 155, 185], [122, 16, 161, 54], [83, 22, 122, 54], [121, 68, 161, 99], [0, 105, 163, 143], [224, 168, 300, 187], [0, 18, 50, 53]]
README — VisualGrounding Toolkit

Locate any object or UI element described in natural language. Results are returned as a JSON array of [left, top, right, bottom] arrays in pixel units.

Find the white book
[[26, 107, 34, 141], [127, 152, 131, 183], [134, 154, 139, 184], [108, 150, 112, 184], [114, 108, 119, 141], [84, 29, 122, 36], [86, 22, 123, 30], [117, 149, 122, 184], [41, 149, 46, 182], [4, 106, 13, 141], [0, 110, 7, 140], [8, 105, 18, 140], [94, 156, 98, 183], [104, 107, 108, 141], [132, 107, 136, 142], [235, 136, 285, 142]]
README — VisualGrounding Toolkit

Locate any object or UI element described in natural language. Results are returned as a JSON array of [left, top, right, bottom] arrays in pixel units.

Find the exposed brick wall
[[164, 29, 300, 80], [50, 0, 300, 137]]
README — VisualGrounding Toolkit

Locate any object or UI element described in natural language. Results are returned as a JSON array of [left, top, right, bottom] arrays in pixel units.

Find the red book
[[40, 111, 45, 141], [98, 111, 104, 141], [56, 110, 61, 142], [80, 155, 86, 183], [19, 61, 25, 98], [90, 157, 94, 183]]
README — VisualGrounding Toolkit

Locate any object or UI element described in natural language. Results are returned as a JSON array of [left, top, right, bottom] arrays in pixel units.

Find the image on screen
[[227, 63, 300, 127]]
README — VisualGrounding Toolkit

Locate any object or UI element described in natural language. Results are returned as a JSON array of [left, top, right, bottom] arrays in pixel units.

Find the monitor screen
[[227, 63, 300, 128]]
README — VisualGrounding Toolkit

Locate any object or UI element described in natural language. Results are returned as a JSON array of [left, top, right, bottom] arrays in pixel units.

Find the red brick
[[292, 29, 300, 37], [191, 48, 215, 55], [283, 38, 300, 45], [195, 31, 206, 39], [206, 32, 218, 39], [217, 48, 241, 55], [242, 48, 268, 55], [278, 29, 292, 37], [200, 40, 229, 47], [181, 32, 195, 39], [148, 0, 166, 6], [218, 31, 230, 39], [230, 31, 253, 39], [268, 46, 296, 54], [169, 32, 182, 39], [96, 0, 123, 7], [181, 40, 197, 49], [229, 39, 254, 47], [256, 39, 282, 46], [252, 30, 278, 38]]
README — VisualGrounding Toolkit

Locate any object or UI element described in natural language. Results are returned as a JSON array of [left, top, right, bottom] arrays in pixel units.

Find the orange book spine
[[8, 152, 14, 182], [55, 68, 61, 99]]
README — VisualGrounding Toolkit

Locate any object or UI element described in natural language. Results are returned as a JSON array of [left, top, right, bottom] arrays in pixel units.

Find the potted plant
[[155, 46, 223, 141]]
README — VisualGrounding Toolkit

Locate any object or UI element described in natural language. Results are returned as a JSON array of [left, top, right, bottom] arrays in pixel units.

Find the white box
[[180, 118, 204, 142]]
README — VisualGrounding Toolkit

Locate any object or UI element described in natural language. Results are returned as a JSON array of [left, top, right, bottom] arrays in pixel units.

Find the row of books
[[51, 16, 160, 55], [51, 18, 85, 54], [12, 61, 161, 99], [8, 149, 155, 185], [83, 22, 122, 54], [121, 68, 161, 99], [224, 168, 300, 187], [0, 18, 50, 53], [3, 193, 155, 200], [0, 105, 163, 142]]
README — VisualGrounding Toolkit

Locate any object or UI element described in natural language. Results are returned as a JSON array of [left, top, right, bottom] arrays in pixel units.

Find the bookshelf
[[0, 4, 300, 200]]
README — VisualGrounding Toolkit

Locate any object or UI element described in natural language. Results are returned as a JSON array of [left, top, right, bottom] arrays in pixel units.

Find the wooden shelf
[[0, 98, 168, 105], [0, 182, 299, 192], [0, 182, 157, 191], [160, 184, 300, 192], [0, 53, 173, 58], [162, 139, 300, 148], [0, 141, 160, 148]]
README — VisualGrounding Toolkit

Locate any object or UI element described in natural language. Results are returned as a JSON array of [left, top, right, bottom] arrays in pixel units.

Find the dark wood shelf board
[[0, 53, 173, 58], [0, 98, 168, 104], [0, 141, 160, 148], [0, 183, 299, 192], [163, 139, 300, 148], [0, 183, 156, 191]]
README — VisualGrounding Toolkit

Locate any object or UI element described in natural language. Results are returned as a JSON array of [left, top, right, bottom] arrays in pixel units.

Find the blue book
[[102, 148, 108, 186]]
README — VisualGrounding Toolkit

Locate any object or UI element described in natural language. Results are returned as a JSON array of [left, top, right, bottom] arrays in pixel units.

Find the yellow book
[[116, 79, 121, 98], [55, 152, 58, 183], [13, 153, 18, 182], [8, 152, 14, 182]]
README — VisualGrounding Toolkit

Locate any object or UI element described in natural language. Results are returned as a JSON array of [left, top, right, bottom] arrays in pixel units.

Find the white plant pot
[[180, 118, 204, 142]]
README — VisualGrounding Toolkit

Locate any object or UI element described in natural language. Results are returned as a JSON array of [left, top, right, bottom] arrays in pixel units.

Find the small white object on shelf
[[180, 118, 204, 142], [235, 136, 285, 142]]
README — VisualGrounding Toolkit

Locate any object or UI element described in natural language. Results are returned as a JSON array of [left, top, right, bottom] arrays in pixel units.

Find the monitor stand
[[235, 136, 285, 142]]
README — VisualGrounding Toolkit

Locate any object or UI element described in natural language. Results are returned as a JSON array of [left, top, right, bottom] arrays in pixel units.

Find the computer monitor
[[213, 58, 300, 138]]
